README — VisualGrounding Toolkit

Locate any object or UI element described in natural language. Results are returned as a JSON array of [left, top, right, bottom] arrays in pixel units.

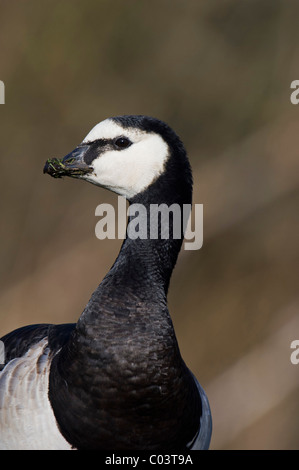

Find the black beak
[[43, 145, 93, 178]]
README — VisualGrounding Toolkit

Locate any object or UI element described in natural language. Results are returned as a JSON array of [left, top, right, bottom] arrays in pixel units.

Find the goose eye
[[114, 137, 132, 150]]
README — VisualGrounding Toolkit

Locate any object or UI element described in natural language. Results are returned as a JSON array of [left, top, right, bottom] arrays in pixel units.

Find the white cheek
[[85, 134, 169, 198]]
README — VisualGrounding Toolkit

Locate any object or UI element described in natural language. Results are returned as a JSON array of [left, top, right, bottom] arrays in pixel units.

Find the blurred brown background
[[0, 0, 299, 449]]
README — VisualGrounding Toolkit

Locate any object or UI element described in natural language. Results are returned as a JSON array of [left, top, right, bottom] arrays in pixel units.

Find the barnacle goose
[[0, 115, 212, 450]]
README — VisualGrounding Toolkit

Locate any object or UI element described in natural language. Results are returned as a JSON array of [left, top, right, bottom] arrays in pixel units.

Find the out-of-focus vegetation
[[0, 0, 299, 449]]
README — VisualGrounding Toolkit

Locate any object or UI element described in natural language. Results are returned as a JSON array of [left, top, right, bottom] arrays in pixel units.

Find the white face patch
[[81, 119, 169, 199], [83, 119, 130, 143]]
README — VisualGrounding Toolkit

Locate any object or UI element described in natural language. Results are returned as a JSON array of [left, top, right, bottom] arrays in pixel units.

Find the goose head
[[43, 115, 192, 203]]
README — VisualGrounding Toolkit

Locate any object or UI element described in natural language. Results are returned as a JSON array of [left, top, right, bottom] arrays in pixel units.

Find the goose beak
[[43, 145, 93, 179]]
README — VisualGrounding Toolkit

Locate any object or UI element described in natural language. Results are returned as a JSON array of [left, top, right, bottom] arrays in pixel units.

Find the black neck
[[49, 144, 200, 450], [86, 150, 193, 310]]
